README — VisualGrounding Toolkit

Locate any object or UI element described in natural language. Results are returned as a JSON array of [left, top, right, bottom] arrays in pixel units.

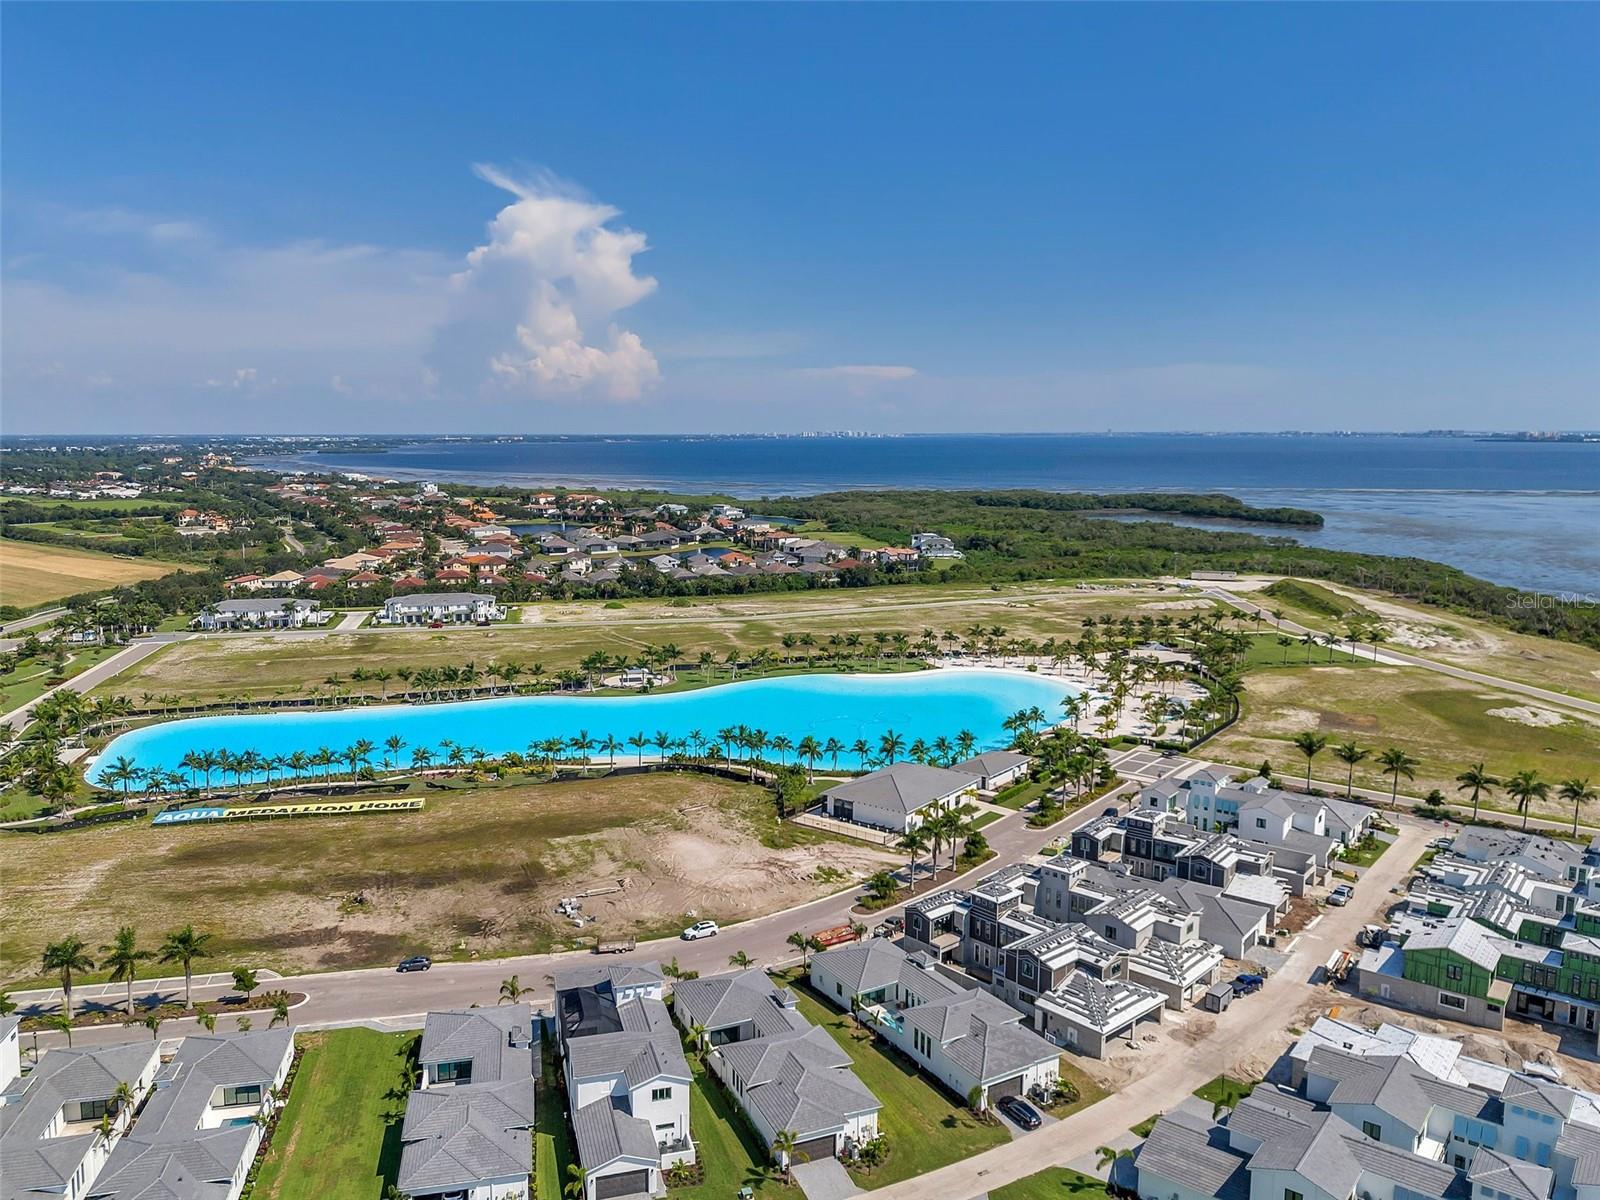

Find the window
[[75, 1098, 110, 1121], [1446, 964, 1463, 981], [221, 1085, 262, 1107], [651, 1087, 672, 1103], [1439, 992, 1467, 1011], [433, 1060, 472, 1084], [1256, 818, 1268, 830], [1363, 1121, 1382, 1140], [836, 983, 844, 996], [1285, 1189, 1304, 1200]]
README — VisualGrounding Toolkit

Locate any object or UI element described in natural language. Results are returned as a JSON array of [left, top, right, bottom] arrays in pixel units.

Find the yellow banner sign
[[225, 797, 425, 820]]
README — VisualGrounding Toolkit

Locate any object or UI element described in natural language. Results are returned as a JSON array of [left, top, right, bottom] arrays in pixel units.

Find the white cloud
[[430, 165, 660, 401], [794, 364, 918, 381]]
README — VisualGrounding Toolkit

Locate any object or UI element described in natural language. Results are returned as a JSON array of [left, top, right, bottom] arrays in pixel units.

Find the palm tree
[[41, 936, 94, 1021], [499, 976, 528, 1004], [1332, 742, 1368, 798], [46, 1011, 74, 1047], [1097, 1146, 1134, 1171], [564, 1164, 588, 1199], [101, 926, 151, 1017], [786, 931, 815, 968], [1378, 747, 1419, 811], [600, 734, 622, 767], [157, 925, 214, 1010], [1505, 770, 1549, 832], [823, 736, 845, 772], [897, 826, 930, 893], [142, 1013, 164, 1041], [269, 996, 291, 1028], [797, 735, 823, 783], [1560, 777, 1598, 836], [771, 1129, 803, 1178], [1290, 731, 1328, 791], [878, 729, 904, 764], [728, 950, 753, 969], [1454, 762, 1499, 822], [198, 1011, 217, 1033], [627, 732, 649, 765]]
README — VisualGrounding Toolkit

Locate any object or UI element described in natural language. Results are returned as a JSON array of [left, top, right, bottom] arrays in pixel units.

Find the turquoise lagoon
[[89, 668, 1076, 785]]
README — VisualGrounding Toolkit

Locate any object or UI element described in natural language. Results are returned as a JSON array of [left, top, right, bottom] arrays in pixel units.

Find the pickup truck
[[594, 938, 636, 955]]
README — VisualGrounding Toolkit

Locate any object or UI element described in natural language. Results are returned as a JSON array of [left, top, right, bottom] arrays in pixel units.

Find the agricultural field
[[1210, 661, 1600, 822], [104, 581, 1221, 705], [0, 537, 189, 609], [1, 772, 896, 985]]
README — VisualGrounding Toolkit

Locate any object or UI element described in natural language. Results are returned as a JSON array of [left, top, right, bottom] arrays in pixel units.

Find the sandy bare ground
[[1, 773, 898, 983]]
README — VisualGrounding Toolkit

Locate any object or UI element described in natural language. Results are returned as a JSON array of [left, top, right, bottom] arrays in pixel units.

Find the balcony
[[659, 1134, 696, 1167]]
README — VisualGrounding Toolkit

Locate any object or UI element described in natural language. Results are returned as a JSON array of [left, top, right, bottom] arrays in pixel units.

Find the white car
[[681, 920, 720, 941], [1327, 885, 1354, 907]]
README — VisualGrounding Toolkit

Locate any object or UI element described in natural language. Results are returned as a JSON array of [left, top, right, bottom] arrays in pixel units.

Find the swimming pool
[[89, 668, 1075, 785]]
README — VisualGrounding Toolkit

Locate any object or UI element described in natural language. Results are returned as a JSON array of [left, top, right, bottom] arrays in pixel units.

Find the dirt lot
[[1, 773, 898, 984], [0, 537, 189, 609]]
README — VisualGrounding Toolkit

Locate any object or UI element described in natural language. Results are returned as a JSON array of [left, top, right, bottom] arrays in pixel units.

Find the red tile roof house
[[345, 570, 384, 586], [393, 574, 430, 590], [435, 568, 472, 583], [225, 574, 263, 592]]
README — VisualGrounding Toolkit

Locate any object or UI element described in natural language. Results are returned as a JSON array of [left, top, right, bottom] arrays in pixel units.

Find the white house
[[821, 762, 975, 833], [396, 1007, 536, 1200], [86, 1030, 293, 1200], [951, 750, 1032, 792], [556, 968, 693, 1200], [1, 1038, 161, 1200], [810, 941, 1061, 1108], [195, 598, 326, 631], [379, 592, 503, 625]]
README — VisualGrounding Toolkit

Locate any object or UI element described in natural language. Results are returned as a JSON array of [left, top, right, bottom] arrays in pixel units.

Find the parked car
[[1103, 806, 1121, 817], [1328, 884, 1354, 907], [880, 914, 905, 932], [397, 955, 432, 973], [997, 1095, 1042, 1130], [1232, 973, 1265, 995], [872, 923, 896, 938], [1427, 836, 1454, 851], [681, 920, 720, 941]]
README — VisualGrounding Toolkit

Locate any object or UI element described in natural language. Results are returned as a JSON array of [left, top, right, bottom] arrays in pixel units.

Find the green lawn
[[971, 810, 1005, 830], [1129, 1113, 1160, 1137], [782, 973, 1009, 1189], [0, 642, 126, 715], [1339, 834, 1393, 869], [251, 1028, 416, 1200], [1193, 1075, 1256, 1109], [1241, 632, 1371, 672], [534, 1039, 577, 1200], [0, 496, 184, 512], [992, 778, 1054, 810], [993, 1167, 1115, 1200], [674, 1055, 801, 1200]]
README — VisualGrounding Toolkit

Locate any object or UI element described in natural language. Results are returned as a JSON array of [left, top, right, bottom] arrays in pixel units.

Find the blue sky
[[4, 3, 1596, 434]]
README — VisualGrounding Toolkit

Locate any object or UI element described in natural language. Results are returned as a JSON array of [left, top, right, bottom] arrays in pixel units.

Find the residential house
[[556, 967, 693, 1200], [379, 593, 503, 625], [809, 941, 1061, 1107], [396, 1007, 536, 1200], [951, 751, 1032, 792], [195, 598, 326, 632], [85, 1030, 294, 1200], [1, 1040, 161, 1200], [820, 762, 976, 834], [911, 533, 963, 559]]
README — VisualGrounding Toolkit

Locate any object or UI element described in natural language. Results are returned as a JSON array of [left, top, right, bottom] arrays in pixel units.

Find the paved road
[[896, 818, 1428, 1200], [13, 772, 1141, 1043], [1204, 587, 1600, 717], [0, 607, 67, 636], [1, 636, 185, 731]]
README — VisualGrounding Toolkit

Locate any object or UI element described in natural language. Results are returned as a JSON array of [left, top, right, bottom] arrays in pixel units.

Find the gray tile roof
[[130, 1031, 294, 1145], [571, 1098, 658, 1173], [822, 762, 974, 816], [1503, 1073, 1580, 1120], [1138, 1109, 1250, 1200], [811, 940, 965, 1001], [564, 997, 690, 1090], [419, 1005, 537, 1084], [86, 1128, 256, 1199], [398, 1081, 535, 1194], [1556, 1122, 1600, 1187], [902, 991, 1057, 1083], [724, 1027, 881, 1141], [950, 750, 1032, 778], [672, 969, 809, 1040], [1469, 1147, 1554, 1200]]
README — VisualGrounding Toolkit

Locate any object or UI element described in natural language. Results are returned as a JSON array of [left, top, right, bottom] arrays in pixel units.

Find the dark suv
[[397, 955, 432, 973], [997, 1095, 1042, 1130]]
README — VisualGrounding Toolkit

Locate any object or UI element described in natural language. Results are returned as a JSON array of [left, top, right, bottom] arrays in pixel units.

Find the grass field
[[0, 496, 183, 512], [0, 538, 188, 609], [105, 581, 1216, 706], [1240, 631, 1372, 671], [1193, 1075, 1255, 1109], [992, 1168, 1115, 1200], [1209, 663, 1600, 823], [1339, 834, 1393, 868], [781, 972, 1010, 1189], [250, 1028, 415, 1200], [1, 773, 892, 986], [678, 1056, 801, 1199]]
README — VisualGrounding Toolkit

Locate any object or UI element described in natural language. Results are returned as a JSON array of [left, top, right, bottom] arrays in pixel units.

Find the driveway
[[996, 1103, 1057, 1140], [791, 1157, 859, 1200]]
